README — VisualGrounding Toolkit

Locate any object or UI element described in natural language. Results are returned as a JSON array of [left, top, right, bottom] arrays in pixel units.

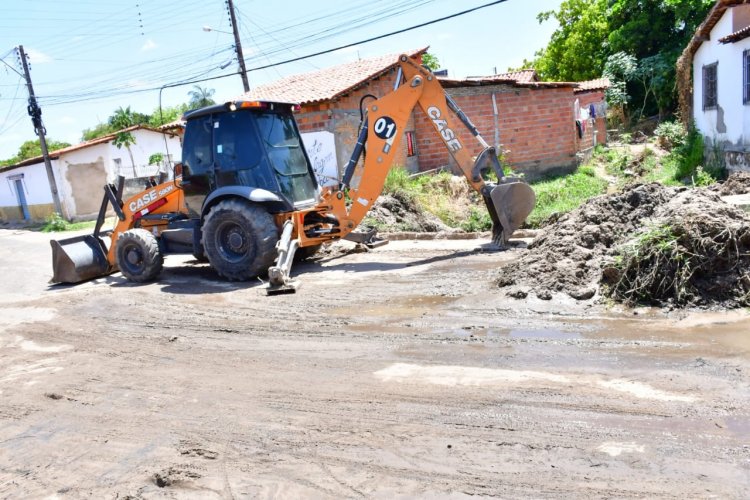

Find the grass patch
[[527, 166, 608, 228], [40, 213, 98, 232]]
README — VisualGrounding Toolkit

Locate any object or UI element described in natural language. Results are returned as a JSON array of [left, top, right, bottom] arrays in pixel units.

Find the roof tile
[[241, 47, 428, 104]]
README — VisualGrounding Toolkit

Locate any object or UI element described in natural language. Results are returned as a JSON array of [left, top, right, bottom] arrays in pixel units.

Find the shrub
[[654, 121, 686, 151]]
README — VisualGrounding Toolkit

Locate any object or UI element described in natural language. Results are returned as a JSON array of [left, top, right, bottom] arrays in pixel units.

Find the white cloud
[[141, 39, 157, 51], [25, 48, 52, 64]]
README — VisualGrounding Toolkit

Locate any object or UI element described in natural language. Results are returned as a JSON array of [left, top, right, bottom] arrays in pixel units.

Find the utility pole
[[18, 45, 64, 217], [227, 0, 250, 92]]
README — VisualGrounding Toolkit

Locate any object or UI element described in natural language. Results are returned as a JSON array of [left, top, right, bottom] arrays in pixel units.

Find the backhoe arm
[[330, 54, 535, 245]]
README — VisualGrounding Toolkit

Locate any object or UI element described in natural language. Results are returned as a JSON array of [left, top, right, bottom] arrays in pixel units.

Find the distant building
[[0, 126, 181, 222], [678, 0, 750, 173]]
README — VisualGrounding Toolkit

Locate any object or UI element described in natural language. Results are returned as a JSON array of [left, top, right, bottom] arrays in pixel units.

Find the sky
[[0, 0, 563, 160]]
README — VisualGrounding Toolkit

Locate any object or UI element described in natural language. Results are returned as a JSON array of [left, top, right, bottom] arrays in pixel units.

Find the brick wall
[[295, 72, 607, 182], [575, 90, 607, 154], [296, 67, 417, 179]]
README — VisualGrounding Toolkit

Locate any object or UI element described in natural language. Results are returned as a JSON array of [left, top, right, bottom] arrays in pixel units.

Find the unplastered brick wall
[[575, 90, 607, 152], [295, 67, 417, 179], [414, 84, 580, 179]]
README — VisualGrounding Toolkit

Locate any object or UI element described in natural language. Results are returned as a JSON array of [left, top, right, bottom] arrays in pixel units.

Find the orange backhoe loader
[[51, 55, 535, 294]]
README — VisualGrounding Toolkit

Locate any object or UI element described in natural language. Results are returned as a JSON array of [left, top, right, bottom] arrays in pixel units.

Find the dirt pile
[[496, 183, 750, 308], [709, 171, 750, 196], [365, 191, 451, 232]]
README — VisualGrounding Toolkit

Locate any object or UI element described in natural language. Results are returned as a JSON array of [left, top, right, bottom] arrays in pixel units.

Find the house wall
[[295, 72, 605, 182], [0, 161, 56, 221], [295, 66, 417, 181], [693, 7, 750, 172], [52, 130, 182, 220], [414, 85, 588, 180]]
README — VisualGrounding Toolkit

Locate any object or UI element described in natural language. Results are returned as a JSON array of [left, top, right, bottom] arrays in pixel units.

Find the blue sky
[[0, 0, 563, 160]]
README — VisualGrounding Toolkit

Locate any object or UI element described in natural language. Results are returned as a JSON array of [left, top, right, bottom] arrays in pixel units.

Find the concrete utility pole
[[227, 0, 250, 92], [18, 45, 64, 217]]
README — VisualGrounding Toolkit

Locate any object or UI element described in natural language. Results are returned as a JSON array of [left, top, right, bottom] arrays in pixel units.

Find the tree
[[110, 106, 138, 177], [530, 0, 713, 118], [421, 53, 440, 71], [187, 85, 216, 110], [148, 103, 189, 127], [0, 138, 71, 166]]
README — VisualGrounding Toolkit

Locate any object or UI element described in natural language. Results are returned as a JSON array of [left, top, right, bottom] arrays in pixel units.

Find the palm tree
[[188, 85, 216, 110], [110, 106, 138, 177]]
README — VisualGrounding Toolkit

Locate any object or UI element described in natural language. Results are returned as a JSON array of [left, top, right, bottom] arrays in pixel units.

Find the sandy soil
[[1, 228, 749, 498]]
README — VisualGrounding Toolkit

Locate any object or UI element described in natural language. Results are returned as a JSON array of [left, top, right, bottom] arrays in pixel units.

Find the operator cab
[[181, 100, 319, 214]]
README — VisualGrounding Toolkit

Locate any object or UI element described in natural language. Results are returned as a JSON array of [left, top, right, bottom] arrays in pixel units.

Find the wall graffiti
[[301, 131, 338, 187]]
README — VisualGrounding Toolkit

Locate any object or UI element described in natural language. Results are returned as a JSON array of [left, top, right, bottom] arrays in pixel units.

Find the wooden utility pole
[[18, 45, 64, 217], [227, 0, 250, 92]]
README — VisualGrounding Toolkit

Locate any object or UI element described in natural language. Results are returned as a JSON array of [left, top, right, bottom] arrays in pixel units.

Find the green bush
[[654, 121, 687, 151], [41, 213, 69, 232], [672, 125, 704, 180]]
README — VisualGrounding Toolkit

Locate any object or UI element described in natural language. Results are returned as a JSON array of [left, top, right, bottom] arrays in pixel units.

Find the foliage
[[40, 212, 95, 232], [654, 120, 687, 151], [532, 0, 713, 117], [527, 165, 608, 227], [148, 103, 189, 127], [671, 124, 704, 180], [0, 138, 71, 166], [187, 85, 216, 110], [422, 53, 440, 71], [148, 153, 164, 165], [81, 122, 115, 141], [603, 52, 637, 108], [534, 0, 609, 81]]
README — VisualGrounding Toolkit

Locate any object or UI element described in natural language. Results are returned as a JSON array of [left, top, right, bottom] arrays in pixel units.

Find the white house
[[679, 0, 750, 172], [0, 126, 181, 222]]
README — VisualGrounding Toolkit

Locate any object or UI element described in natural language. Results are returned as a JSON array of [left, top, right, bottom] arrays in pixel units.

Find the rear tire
[[202, 199, 279, 281], [116, 229, 163, 282]]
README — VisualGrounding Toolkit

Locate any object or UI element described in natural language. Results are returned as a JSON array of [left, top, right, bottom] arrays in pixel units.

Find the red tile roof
[[719, 24, 750, 43], [241, 47, 428, 105], [574, 78, 611, 93], [490, 69, 539, 83], [1, 125, 174, 171]]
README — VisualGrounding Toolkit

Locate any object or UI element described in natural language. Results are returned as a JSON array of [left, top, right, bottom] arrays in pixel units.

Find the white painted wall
[[0, 161, 54, 207], [693, 7, 750, 147]]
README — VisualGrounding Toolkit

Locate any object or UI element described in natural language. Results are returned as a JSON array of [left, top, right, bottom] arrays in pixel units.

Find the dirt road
[[1, 228, 749, 498]]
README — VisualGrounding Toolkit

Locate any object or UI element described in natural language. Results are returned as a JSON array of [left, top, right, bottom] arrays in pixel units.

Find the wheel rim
[[122, 242, 144, 274], [215, 220, 251, 263]]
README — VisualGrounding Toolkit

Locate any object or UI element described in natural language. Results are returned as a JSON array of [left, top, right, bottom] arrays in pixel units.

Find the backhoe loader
[[51, 55, 535, 294]]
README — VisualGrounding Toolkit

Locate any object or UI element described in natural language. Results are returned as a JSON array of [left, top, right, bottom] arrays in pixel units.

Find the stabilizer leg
[[267, 219, 300, 295]]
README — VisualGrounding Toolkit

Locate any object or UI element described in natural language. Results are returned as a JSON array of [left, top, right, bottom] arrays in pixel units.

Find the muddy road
[[1, 228, 749, 498]]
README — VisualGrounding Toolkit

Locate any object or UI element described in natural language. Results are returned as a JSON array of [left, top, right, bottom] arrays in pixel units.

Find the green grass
[[527, 166, 608, 228], [40, 213, 99, 232]]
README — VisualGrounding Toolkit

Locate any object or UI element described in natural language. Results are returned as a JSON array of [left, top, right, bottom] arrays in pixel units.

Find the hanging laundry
[[589, 103, 596, 119], [575, 120, 584, 139]]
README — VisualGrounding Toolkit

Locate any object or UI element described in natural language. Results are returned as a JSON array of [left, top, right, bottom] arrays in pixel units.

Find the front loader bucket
[[50, 234, 112, 284], [485, 180, 536, 245]]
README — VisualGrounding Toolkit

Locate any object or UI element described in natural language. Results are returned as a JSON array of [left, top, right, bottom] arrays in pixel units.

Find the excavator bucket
[[50, 234, 112, 284], [485, 180, 536, 245]]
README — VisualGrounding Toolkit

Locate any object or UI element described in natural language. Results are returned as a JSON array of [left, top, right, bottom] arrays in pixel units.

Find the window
[[703, 62, 718, 110], [182, 115, 213, 175], [744, 50, 750, 105]]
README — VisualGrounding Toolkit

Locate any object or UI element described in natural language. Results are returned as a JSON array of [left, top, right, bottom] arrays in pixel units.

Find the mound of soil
[[709, 171, 750, 196], [365, 191, 451, 232], [496, 183, 750, 308]]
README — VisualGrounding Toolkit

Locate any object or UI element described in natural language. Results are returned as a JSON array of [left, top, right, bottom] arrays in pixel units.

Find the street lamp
[[202, 26, 232, 35]]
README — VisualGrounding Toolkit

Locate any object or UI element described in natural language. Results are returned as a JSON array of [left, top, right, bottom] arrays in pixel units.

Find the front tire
[[201, 199, 279, 281], [115, 228, 163, 282]]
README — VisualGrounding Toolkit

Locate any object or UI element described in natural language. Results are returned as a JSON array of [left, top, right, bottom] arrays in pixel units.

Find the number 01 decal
[[373, 116, 397, 140]]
